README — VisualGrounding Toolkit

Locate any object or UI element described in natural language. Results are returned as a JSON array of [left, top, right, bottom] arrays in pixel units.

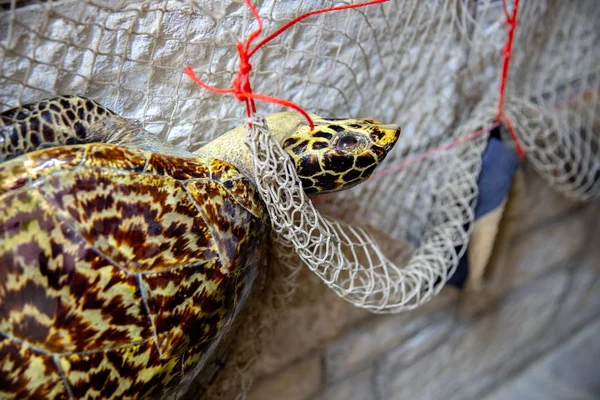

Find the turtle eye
[[336, 134, 360, 151]]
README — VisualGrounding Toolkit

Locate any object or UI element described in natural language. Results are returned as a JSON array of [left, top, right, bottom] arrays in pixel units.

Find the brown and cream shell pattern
[[0, 143, 268, 399]]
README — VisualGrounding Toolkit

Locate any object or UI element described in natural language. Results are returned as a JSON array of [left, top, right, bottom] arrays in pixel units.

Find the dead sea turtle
[[0, 95, 400, 399]]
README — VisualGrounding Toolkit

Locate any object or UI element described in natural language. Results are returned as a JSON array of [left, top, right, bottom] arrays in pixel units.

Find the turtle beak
[[369, 123, 401, 152]]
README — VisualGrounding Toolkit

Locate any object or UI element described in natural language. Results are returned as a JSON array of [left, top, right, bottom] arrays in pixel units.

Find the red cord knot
[[232, 76, 247, 100], [234, 68, 252, 100], [185, 0, 389, 131], [238, 59, 252, 76]]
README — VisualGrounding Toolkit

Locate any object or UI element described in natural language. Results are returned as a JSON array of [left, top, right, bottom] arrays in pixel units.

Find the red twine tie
[[497, 0, 525, 158], [185, 0, 389, 130]]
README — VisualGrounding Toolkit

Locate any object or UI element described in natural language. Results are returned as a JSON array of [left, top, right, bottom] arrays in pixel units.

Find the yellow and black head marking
[[282, 117, 400, 194]]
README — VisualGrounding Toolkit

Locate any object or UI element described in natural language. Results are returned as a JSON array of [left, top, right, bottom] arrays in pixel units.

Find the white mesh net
[[1, 0, 598, 398], [246, 114, 485, 312]]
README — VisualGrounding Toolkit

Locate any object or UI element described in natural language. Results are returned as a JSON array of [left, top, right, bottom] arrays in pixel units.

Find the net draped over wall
[[1, 0, 598, 397]]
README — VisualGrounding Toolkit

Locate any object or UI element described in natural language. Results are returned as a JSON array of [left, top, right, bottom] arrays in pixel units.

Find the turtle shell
[[0, 143, 268, 399]]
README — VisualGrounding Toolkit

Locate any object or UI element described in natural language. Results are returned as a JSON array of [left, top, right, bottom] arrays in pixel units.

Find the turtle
[[0, 95, 400, 399]]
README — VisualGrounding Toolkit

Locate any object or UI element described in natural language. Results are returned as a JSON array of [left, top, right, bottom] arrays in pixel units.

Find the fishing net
[[1, 0, 598, 398]]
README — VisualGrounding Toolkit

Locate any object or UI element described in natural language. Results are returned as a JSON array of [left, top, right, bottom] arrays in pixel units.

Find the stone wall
[[246, 161, 600, 400]]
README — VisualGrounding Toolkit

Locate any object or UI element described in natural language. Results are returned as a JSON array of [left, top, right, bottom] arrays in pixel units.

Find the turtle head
[[281, 117, 400, 194]]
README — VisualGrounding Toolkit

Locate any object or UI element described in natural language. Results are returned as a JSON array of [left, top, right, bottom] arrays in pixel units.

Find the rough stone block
[[323, 290, 459, 383], [251, 269, 370, 377], [374, 261, 600, 400], [247, 354, 322, 400], [466, 197, 598, 316], [484, 319, 600, 400], [496, 201, 595, 285], [512, 164, 585, 234], [315, 368, 376, 400]]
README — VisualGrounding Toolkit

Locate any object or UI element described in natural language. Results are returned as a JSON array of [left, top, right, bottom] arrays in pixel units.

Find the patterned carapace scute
[[0, 143, 268, 399]]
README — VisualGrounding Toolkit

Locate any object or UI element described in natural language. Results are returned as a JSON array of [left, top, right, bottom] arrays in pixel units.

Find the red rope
[[185, 0, 389, 129], [371, 123, 500, 179], [370, 79, 592, 180], [185, 0, 524, 174], [371, 0, 524, 179], [247, 0, 390, 58], [497, 0, 524, 157]]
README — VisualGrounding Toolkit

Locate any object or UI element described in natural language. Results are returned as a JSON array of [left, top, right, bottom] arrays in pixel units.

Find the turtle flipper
[[0, 95, 194, 162], [0, 95, 137, 162]]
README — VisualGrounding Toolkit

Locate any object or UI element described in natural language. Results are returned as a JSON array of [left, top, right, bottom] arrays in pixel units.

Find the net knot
[[237, 54, 252, 76]]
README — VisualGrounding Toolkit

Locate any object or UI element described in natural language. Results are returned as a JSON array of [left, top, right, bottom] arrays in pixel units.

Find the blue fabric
[[447, 133, 521, 288], [473, 137, 521, 217]]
